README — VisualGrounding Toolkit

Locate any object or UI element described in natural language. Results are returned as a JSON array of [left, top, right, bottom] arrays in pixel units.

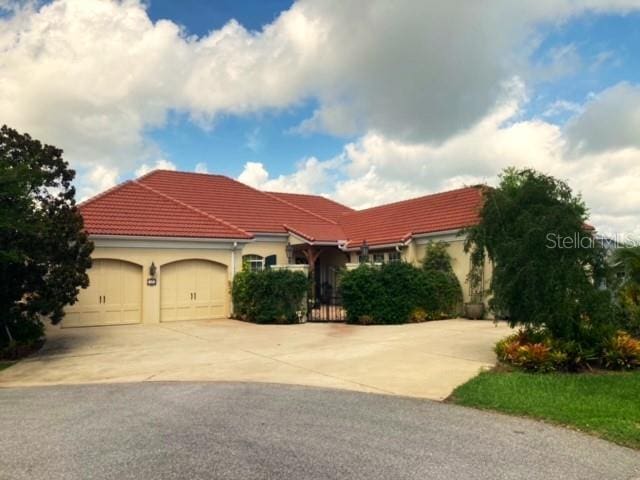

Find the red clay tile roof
[[80, 180, 252, 239], [136, 170, 345, 242], [80, 170, 484, 245], [267, 191, 354, 222], [339, 186, 484, 248]]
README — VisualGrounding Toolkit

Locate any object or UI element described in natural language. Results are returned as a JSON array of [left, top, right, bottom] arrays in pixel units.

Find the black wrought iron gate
[[307, 263, 345, 322]]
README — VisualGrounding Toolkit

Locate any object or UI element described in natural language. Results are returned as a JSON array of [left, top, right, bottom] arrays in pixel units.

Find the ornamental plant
[[341, 250, 462, 325], [232, 268, 308, 324]]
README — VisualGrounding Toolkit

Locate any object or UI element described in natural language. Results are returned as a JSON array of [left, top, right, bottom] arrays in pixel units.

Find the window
[[373, 253, 385, 263], [388, 251, 401, 263], [264, 255, 277, 269], [358, 254, 369, 264], [243, 254, 264, 272]]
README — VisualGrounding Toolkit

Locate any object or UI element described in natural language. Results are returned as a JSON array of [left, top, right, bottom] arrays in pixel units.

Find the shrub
[[495, 328, 640, 372], [616, 283, 640, 337], [340, 260, 461, 325], [341, 262, 422, 324], [603, 331, 640, 370], [422, 242, 463, 317], [494, 330, 563, 372], [232, 269, 309, 324]]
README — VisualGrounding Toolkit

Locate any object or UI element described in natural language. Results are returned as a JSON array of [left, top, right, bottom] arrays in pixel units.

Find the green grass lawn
[[450, 370, 640, 449], [0, 361, 14, 372]]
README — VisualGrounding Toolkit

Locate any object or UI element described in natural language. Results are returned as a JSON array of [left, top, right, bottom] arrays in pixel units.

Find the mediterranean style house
[[65, 169, 489, 327]]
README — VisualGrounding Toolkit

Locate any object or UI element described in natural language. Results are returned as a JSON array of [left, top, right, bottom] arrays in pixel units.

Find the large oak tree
[[0, 125, 93, 350]]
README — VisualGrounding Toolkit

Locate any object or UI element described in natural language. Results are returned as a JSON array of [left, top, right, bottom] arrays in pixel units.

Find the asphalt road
[[1, 382, 639, 480]]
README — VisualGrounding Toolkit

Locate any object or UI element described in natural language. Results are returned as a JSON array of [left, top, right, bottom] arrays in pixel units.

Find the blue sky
[[144, 2, 640, 180], [1, 0, 640, 235], [145, 0, 348, 179]]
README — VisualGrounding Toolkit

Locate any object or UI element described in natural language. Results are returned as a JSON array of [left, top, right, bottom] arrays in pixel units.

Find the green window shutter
[[265, 254, 277, 269]]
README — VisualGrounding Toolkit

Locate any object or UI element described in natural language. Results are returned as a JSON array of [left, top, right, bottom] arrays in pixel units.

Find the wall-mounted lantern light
[[149, 262, 157, 277]]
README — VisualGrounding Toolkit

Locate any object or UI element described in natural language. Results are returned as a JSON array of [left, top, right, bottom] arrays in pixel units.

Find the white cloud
[[194, 162, 209, 174], [238, 156, 340, 194], [565, 82, 640, 154], [78, 165, 119, 202], [542, 100, 583, 118], [135, 159, 177, 177], [237, 161, 269, 187], [1, 0, 639, 230], [245, 85, 640, 236]]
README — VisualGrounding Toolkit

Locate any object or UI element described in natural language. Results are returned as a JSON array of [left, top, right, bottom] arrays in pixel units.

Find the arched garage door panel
[[161, 260, 227, 322], [64, 259, 142, 327]]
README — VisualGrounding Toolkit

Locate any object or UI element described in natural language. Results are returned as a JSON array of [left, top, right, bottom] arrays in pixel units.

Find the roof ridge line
[[78, 180, 133, 208], [266, 191, 355, 213], [261, 191, 340, 225], [133, 181, 253, 239], [343, 184, 484, 217], [221, 175, 340, 226]]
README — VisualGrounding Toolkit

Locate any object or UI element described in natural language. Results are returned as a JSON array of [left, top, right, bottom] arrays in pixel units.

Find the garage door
[[64, 259, 142, 327], [160, 260, 228, 322]]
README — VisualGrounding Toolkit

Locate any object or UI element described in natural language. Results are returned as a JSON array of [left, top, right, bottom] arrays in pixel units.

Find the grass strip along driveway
[[0, 362, 13, 372], [449, 370, 640, 449]]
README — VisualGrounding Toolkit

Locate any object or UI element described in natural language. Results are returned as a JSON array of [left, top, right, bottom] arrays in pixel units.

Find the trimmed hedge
[[232, 269, 309, 324], [340, 261, 462, 325]]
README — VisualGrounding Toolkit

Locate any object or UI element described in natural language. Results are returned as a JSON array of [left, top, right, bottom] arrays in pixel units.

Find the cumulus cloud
[[135, 159, 177, 177], [238, 157, 340, 194], [246, 85, 640, 236], [1, 0, 639, 233], [565, 82, 640, 154]]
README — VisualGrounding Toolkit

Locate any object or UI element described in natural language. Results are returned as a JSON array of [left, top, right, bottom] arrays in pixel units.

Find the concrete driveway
[[0, 319, 511, 399]]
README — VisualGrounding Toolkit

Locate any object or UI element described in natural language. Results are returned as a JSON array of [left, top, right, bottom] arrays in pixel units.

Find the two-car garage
[[64, 256, 230, 328]]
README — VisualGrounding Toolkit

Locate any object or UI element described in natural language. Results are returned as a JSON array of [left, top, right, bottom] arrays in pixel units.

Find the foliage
[[421, 241, 453, 273], [450, 370, 640, 449], [603, 332, 640, 370], [613, 246, 640, 337], [341, 263, 424, 324], [232, 268, 309, 324], [464, 168, 611, 343], [341, 256, 461, 325], [422, 241, 463, 314], [495, 330, 564, 373], [495, 328, 640, 372], [0, 125, 93, 353]]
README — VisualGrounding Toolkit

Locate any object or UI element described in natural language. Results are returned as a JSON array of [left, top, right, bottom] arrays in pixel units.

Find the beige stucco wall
[[83, 237, 289, 326], [346, 234, 492, 305], [240, 239, 287, 266], [91, 244, 235, 325]]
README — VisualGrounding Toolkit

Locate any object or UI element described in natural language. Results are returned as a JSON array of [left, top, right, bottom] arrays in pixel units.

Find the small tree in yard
[[0, 125, 93, 356], [464, 168, 610, 343], [421, 242, 463, 316]]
